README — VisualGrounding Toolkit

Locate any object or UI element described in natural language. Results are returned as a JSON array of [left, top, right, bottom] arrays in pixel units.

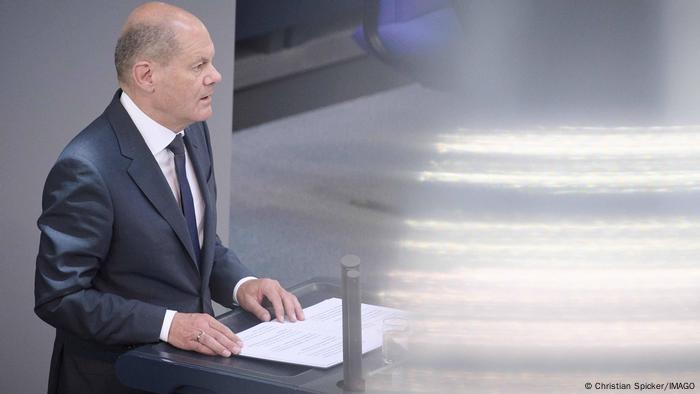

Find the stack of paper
[[237, 298, 406, 368]]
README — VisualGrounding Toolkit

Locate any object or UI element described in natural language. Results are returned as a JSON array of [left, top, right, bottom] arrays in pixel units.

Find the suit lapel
[[105, 90, 199, 270]]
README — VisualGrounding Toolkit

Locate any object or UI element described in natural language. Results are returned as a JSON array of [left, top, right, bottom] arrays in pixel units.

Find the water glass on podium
[[382, 318, 409, 365]]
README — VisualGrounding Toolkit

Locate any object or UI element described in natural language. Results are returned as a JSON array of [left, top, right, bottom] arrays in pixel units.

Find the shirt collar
[[120, 91, 184, 156]]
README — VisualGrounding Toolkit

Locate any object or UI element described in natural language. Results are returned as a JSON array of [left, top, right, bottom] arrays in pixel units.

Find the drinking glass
[[382, 317, 409, 365]]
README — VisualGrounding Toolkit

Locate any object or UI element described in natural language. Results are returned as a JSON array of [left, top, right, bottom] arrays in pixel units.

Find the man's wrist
[[160, 309, 177, 342], [233, 276, 257, 305]]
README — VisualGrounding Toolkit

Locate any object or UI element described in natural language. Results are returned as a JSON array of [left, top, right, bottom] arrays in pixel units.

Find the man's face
[[151, 24, 222, 132]]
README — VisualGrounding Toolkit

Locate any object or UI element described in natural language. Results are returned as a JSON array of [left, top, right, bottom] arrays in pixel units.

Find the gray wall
[[0, 1, 235, 393]]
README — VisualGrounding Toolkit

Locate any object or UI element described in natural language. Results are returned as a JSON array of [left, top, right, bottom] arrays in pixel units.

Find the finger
[[206, 326, 242, 354], [198, 331, 233, 357], [281, 292, 297, 322], [293, 296, 305, 321], [243, 294, 272, 322], [202, 316, 239, 346], [263, 287, 285, 322], [192, 341, 218, 356], [207, 317, 242, 346]]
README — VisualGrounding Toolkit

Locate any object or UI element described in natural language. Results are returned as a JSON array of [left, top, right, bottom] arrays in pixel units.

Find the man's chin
[[194, 107, 213, 122]]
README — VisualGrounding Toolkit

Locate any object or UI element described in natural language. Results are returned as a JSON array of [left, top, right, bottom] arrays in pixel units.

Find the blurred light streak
[[397, 218, 700, 265], [408, 320, 700, 347], [385, 268, 700, 290], [403, 219, 700, 232], [417, 170, 700, 192], [422, 126, 700, 192], [435, 126, 700, 156], [398, 238, 700, 255], [377, 286, 698, 307]]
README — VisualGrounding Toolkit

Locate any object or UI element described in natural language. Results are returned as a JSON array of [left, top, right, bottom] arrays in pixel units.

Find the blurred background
[[229, 1, 700, 392], [2, 1, 700, 392]]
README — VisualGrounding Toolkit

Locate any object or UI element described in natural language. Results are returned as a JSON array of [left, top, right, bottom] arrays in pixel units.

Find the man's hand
[[237, 278, 305, 323], [168, 312, 242, 357]]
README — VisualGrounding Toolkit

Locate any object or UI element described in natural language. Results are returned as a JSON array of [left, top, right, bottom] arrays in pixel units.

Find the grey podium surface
[[116, 278, 406, 394]]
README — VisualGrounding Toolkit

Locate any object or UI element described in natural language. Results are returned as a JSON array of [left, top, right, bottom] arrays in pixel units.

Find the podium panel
[[116, 278, 392, 394]]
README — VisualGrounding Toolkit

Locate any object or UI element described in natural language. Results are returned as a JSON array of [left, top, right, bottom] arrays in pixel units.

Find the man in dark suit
[[34, 3, 304, 393]]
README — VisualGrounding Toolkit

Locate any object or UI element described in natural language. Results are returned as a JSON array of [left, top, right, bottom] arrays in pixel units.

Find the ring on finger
[[196, 330, 204, 343]]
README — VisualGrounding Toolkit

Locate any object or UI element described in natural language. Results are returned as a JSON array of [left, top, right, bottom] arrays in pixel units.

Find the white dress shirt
[[120, 92, 253, 342]]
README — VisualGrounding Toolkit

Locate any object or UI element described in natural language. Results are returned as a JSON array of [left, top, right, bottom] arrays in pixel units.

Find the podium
[[115, 278, 394, 393]]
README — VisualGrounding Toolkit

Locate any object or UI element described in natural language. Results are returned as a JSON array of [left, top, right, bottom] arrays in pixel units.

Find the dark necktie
[[167, 134, 200, 262]]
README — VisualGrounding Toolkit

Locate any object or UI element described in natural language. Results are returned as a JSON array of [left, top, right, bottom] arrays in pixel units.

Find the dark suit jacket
[[34, 90, 253, 392]]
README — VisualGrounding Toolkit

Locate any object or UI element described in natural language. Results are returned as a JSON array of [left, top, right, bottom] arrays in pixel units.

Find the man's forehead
[[176, 27, 215, 57], [184, 43, 215, 61]]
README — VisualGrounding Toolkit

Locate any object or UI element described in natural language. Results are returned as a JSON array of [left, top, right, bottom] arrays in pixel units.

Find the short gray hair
[[114, 23, 180, 84]]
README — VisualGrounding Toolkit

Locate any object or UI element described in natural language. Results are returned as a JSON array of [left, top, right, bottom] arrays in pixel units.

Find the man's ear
[[131, 61, 155, 93]]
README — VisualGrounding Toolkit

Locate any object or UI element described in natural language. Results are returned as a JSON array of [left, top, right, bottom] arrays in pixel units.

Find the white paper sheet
[[237, 298, 406, 368]]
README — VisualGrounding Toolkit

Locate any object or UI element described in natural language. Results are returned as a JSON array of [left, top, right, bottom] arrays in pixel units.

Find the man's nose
[[205, 65, 222, 85]]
